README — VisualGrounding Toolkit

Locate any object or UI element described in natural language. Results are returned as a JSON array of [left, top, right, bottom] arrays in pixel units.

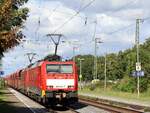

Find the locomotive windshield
[[46, 64, 73, 73]]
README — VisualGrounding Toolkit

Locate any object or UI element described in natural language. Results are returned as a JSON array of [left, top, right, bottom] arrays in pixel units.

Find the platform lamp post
[[78, 58, 84, 89]]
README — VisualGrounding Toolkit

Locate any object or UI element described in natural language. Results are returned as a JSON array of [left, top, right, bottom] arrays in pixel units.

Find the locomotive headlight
[[68, 85, 74, 88], [63, 93, 66, 98]]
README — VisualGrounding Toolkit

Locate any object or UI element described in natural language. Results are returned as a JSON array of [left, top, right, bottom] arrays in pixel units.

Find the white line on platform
[[8, 88, 36, 113]]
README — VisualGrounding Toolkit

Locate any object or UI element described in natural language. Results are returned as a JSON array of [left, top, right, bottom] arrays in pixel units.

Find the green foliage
[[0, 0, 29, 56], [89, 84, 96, 91], [76, 38, 150, 93], [0, 79, 5, 89], [140, 78, 149, 92], [76, 55, 94, 81], [85, 81, 102, 91], [114, 77, 136, 93]]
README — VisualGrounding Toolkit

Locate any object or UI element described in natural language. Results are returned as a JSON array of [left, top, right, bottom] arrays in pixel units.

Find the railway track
[[79, 97, 144, 113], [10, 88, 145, 113], [48, 106, 79, 113]]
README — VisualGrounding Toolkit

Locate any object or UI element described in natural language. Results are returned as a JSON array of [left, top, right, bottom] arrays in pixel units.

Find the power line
[[113, 0, 138, 11], [78, 0, 85, 11], [105, 16, 150, 36], [107, 23, 135, 35], [35, 17, 41, 41], [143, 16, 150, 21], [52, 0, 96, 34], [36, 0, 140, 48], [49, 0, 139, 27], [43, 0, 96, 53], [46, 34, 63, 55], [92, 20, 97, 40], [25, 0, 150, 57], [49, 5, 60, 18], [62, 15, 150, 50]]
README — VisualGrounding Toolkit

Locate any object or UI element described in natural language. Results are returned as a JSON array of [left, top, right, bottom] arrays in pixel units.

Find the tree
[[76, 55, 94, 81], [0, 0, 29, 57]]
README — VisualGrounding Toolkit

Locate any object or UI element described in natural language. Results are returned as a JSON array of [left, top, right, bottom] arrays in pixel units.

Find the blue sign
[[140, 71, 144, 77], [132, 71, 144, 77], [132, 71, 136, 77], [0, 71, 4, 75]]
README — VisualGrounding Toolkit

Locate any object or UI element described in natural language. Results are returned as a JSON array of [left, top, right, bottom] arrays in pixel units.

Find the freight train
[[6, 55, 78, 106]]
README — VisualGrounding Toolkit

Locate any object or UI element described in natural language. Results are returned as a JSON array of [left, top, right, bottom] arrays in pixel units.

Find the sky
[[2, 0, 150, 75]]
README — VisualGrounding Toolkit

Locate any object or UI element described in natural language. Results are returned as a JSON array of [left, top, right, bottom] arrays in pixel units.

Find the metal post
[[73, 47, 76, 62], [135, 19, 142, 98], [94, 38, 102, 79], [78, 58, 84, 89], [78, 58, 84, 80], [26, 53, 37, 64], [94, 38, 97, 79], [46, 34, 62, 55], [104, 53, 107, 90], [80, 60, 82, 76], [55, 44, 59, 55], [93, 20, 97, 80], [80, 59, 82, 89], [62, 40, 79, 62]]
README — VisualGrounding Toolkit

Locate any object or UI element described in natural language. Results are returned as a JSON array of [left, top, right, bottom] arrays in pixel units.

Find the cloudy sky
[[2, 0, 150, 75]]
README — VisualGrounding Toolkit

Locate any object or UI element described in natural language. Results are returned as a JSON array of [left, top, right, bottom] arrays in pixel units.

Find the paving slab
[[0, 88, 32, 113]]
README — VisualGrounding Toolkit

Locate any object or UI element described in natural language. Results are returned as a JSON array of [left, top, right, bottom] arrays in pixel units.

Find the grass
[[79, 85, 150, 103]]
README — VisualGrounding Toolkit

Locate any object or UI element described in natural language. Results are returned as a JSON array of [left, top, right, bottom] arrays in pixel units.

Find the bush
[[114, 77, 136, 93], [89, 84, 96, 91], [140, 78, 149, 92], [86, 80, 101, 91], [0, 79, 5, 89], [114, 76, 149, 93]]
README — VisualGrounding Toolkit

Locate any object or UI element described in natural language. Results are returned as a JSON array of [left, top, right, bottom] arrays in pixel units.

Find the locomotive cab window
[[46, 64, 60, 73], [60, 64, 73, 73], [46, 64, 73, 74]]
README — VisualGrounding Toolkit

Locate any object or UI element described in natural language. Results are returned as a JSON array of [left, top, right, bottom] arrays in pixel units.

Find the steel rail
[[79, 97, 144, 113]]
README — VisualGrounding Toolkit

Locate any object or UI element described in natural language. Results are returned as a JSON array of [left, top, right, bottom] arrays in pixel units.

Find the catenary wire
[[52, 0, 96, 34]]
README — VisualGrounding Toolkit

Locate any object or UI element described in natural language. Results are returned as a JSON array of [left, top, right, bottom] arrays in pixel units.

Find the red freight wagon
[[18, 69, 27, 92]]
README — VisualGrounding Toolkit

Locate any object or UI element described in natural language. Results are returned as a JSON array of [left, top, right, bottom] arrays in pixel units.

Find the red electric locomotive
[[6, 55, 78, 106]]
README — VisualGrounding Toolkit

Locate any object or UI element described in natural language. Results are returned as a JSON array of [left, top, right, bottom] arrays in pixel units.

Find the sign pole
[[135, 19, 142, 98]]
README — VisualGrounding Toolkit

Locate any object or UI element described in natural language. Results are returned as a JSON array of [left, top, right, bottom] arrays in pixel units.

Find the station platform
[[0, 88, 48, 113], [0, 88, 33, 113]]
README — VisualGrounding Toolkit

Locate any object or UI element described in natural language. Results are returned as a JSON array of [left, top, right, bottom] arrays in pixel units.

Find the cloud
[[3, 0, 150, 75], [96, 13, 131, 33]]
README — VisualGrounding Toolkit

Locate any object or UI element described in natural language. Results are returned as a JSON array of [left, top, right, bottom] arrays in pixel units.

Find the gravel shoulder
[[79, 92, 150, 108]]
